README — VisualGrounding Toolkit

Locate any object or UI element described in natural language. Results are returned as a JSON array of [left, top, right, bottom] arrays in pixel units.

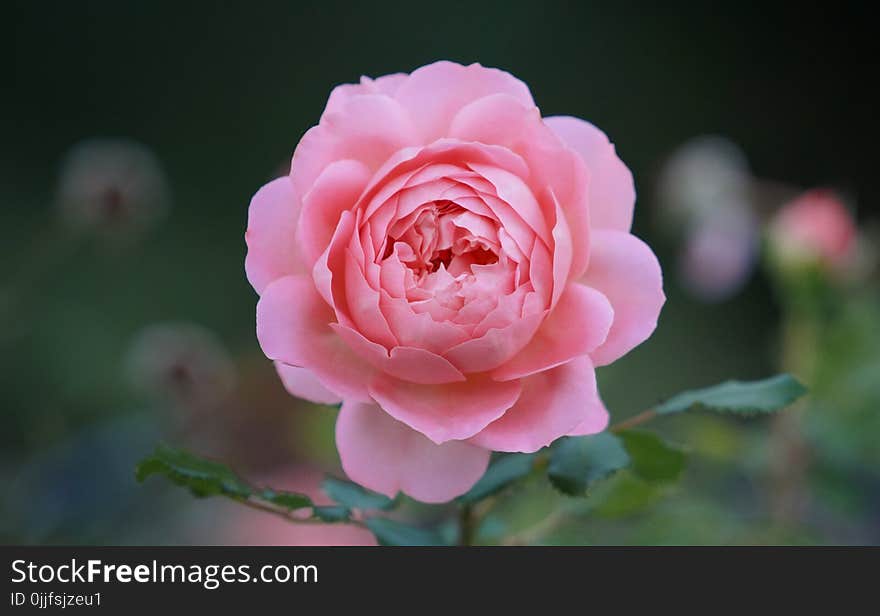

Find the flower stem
[[241, 496, 366, 528], [458, 503, 477, 546], [608, 408, 657, 433]]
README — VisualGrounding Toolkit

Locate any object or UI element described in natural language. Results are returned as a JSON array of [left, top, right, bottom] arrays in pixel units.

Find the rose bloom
[[770, 189, 856, 270], [246, 61, 664, 502]]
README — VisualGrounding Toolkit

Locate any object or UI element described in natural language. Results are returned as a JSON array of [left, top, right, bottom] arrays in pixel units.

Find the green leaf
[[256, 488, 312, 512], [547, 434, 630, 496], [135, 444, 315, 515], [618, 431, 686, 484], [458, 453, 536, 504], [312, 505, 352, 523], [588, 471, 665, 518], [322, 476, 396, 511], [656, 374, 807, 416], [135, 443, 253, 500], [365, 517, 448, 546]]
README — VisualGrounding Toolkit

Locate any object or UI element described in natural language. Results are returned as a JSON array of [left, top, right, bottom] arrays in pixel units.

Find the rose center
[[383, 200, 500, 278]]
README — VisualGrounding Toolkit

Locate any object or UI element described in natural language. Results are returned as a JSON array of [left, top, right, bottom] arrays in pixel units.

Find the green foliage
[[365, 517, 449, 546], [136, 443, 257, 501], [656, 374, 807, 416], [548, 434, 630, 496], [256, 488, 312, 511], [458, 453, 536, 504], [618, 431, 686, 483], [137, 369, 806, 546], [136, 444, 359, 521], [588, 471, 666, 518], [312, 505, 352, 522], [322, 476, 397, 511]]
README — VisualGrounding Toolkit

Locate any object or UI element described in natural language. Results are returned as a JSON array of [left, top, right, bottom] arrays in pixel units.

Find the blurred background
[[3, 1, 878, 545]]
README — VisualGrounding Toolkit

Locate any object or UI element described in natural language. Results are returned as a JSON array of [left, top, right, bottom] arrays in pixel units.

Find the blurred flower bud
[[768, 189, 857, 273], [56, 138, 170, 236], [657, 135, 752, 227], [678, 208, 759, 302], [125, 322, 236, 411], [657, 136, 760, 301]]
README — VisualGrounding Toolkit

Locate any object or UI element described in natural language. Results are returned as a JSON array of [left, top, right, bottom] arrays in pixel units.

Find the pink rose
[[770, 189, 856, 270], [246, 61, 664, 503]]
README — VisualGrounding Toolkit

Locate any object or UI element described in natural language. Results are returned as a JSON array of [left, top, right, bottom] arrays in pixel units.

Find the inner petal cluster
[[358, 160, 545, 347], [381, 199, 513, 319]]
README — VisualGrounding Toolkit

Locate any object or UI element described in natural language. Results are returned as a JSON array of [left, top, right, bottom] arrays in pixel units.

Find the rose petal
[[274, 362, 342, 405], [443, 311, 545, 373], [336, 400, 491, 503], [245, 177, 308, 293], [472, 356, 604, 452], [567, 393, 610, 436], [256, 275, 374, 401], [290, 94, 417, 197], [312, 209, 359, 317], [468, 163, 549, 240], [550, 193, 574, 306], [379, 291, 470, 353], [449, 92, 542, 148], [528, 239, 554, 305], [360, 139, 530, 212], [369, 372, 522, 444], [510, 123, 592, 279], [581, 230, 665, 366], [331, 323, 466, 385], [343, 250, 398, 348], [492, 282, 613, 381], [323, 73, 408, 118], [393, 61, 534, 142], [544, 115, 635, 232], [296, 159, 372, 268]]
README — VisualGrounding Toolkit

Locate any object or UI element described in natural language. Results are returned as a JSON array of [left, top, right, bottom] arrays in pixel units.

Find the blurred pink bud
[[679, 209, 759, 302], [56, 138, 170, 235], [125, 322, 236, 410], [769, 189, 856, 271], [657, 136, 752, 227], [658, 136, 760, 301]]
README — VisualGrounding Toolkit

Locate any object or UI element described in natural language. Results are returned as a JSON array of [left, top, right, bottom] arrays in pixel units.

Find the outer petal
[[274, 362, 342, 405], [290, 94, 417, 197], [472, 356, 603, 453], [567, 393, 610, 436], [369, 373, 522, 444], [492, 283, 613, 381], [322, 73, 409, 118], [544, 115, 635, 232], [393, 61, 535, 143], [449, 92, 542, 150], [581, 230, 665, 366], [296, 159, 372, 268], [336, 401, 491, 503], [245, 177, 308, 293], [256, 275, 374, 401]]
